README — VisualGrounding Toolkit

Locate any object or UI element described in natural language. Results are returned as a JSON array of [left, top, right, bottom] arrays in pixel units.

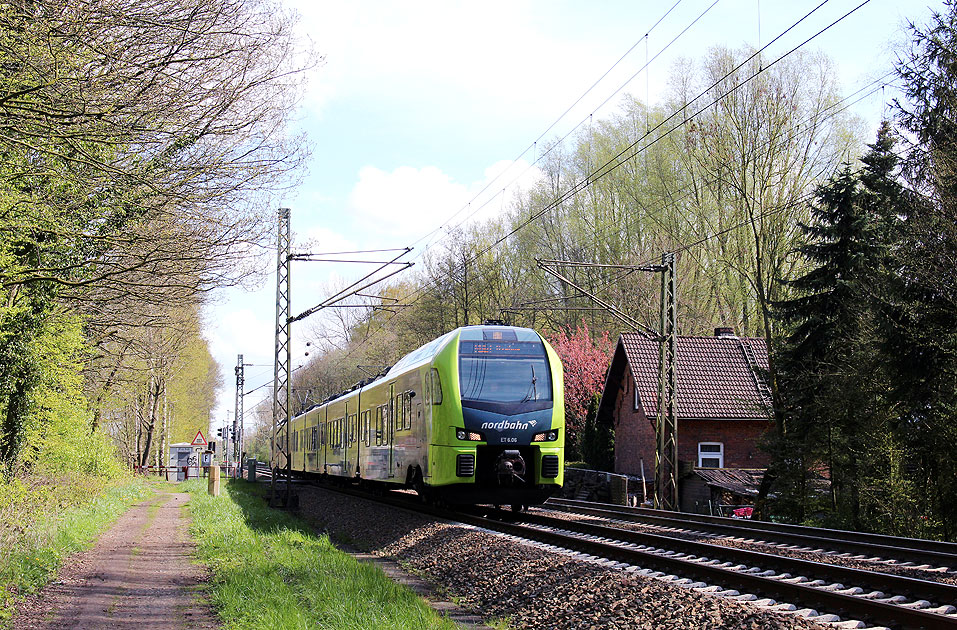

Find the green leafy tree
[[0, 0, 307, 470]]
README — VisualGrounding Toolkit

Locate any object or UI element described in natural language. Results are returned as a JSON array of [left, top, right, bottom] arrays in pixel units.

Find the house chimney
[[714, 327, 736, 338]]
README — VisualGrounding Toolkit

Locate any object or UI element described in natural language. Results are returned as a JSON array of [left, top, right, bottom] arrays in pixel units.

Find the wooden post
[[208, 465, 221, 496]]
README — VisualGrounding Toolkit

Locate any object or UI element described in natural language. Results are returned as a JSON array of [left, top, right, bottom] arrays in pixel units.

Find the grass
[[184, 479, 459, 630], [0, 476, 153, 623]]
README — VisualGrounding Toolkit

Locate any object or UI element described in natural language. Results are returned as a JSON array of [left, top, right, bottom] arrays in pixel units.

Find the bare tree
[[1, 0, 311, 303]]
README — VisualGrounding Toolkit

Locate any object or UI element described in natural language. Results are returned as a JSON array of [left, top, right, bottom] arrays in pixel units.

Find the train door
[[343, 401, 350, 477], [360, 409, 370, 478], [413, 384, 423, 460], [321, 407, 327, 473], [388, 382, 396, 478]]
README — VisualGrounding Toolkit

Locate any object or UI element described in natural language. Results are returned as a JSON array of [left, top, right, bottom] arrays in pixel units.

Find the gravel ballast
[[294, 485, 832, 630]]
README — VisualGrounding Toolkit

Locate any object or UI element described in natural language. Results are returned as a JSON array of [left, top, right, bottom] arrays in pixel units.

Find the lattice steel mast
[[235, 354, 245, 465], [535, 254, 678, 510], [270, 207, 292, 506], [655, 252, 678, 511]]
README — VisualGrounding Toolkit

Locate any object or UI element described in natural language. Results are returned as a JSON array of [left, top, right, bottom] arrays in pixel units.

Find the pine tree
[[890, 0, 957, 539], [772, 128, 899, 527]]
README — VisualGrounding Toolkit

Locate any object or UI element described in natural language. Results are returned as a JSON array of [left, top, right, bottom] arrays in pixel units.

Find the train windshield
[[458, 339, 552, 403]]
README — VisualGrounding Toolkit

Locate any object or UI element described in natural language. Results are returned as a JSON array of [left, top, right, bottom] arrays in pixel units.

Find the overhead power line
[[323, 0, 876, 364], [409, 0, 703, 256]]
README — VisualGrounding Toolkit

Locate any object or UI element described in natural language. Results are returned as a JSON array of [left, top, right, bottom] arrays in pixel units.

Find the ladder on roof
[[738, 338, 773, 408]]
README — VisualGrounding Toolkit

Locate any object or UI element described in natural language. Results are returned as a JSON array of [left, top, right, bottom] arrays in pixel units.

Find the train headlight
[[455, 428, 484, 441], [532, 429, 559, 442]]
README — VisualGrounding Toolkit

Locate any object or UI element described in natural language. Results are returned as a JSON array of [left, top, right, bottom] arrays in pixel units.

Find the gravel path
[[295, 485, 830, 630], [13, 490, 218, 630]]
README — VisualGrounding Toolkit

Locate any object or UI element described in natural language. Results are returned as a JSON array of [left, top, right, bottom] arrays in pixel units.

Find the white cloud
[[346, 158, 542, 244], [206, 306, 273, 374], [299, 224, 356, 255], [288, 0, 617, 122], [348, 164, 471, 236]]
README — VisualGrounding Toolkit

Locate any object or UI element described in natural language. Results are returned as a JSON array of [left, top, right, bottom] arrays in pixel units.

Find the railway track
[[495, 507, 957, 629], [544, 497, 957, 573], [282, 481, 957, 630]]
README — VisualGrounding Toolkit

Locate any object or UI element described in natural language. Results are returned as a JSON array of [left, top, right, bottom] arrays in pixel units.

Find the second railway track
[[545, 498, 957, 573]]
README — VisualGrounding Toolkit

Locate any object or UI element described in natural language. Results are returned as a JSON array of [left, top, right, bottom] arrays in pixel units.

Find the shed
[[168, 442, 203, 481], [681, 468, 765, 514]]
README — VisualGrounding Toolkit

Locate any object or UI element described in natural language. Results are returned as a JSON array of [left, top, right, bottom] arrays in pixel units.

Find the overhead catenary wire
[[409, 0, 696, 255], [303, 2, 726, 338], [344, 90, 888, 370], [420, 0, 726, 250], [315, 0, 878, 367]]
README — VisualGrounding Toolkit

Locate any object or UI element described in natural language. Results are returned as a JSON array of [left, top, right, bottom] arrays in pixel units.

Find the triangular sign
[[191, 430, 208, 447]]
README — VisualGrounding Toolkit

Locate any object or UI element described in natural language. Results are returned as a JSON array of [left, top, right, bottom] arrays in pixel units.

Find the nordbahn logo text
[[481, 420, 532, 430]]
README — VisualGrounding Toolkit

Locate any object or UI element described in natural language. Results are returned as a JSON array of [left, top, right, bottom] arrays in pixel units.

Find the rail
[[545, 497, 957, 565]]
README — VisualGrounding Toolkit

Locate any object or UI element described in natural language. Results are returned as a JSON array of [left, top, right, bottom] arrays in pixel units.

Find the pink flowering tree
[[546, 322, 613, 459]]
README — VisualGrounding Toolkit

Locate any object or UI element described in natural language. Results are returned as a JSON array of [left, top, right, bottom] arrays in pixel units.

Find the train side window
[[430, 368, 442, 404], [385, 400, 394, 444], [348, 414, 357, 444], [375, 406, 383, 445], [361, 410, 371, 446], [402, 392, 412, 430]]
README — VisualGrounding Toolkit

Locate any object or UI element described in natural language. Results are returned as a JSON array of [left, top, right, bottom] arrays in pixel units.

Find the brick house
[[596, 328, 773, 508]]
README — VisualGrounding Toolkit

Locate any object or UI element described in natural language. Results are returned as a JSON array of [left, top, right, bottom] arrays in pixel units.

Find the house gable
[[598, 331, 773, 479]]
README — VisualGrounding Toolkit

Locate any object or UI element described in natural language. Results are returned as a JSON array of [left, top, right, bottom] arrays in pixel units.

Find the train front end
[[429, 325, 564, 505]]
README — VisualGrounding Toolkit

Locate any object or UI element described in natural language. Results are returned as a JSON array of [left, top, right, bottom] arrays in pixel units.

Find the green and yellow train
[[279, 324, 564, 506]]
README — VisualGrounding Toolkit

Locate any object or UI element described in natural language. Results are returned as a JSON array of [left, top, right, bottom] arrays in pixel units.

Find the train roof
[[306, 324, 543, 410], [385, 324, 543, 376]]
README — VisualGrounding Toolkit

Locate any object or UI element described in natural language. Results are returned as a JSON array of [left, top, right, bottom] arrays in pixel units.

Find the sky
[[203, 0, 946, 436]]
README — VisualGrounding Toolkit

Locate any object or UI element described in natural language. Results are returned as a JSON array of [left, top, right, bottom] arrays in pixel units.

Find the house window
[[698, 442, 724, 468], [634, 386, 640, 411]]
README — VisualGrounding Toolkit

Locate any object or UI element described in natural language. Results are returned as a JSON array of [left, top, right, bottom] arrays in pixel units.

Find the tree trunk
[[139, 377, 162, 468]]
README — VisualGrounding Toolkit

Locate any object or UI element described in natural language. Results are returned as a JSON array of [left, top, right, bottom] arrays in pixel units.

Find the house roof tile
[[620, 332, 771, 420]]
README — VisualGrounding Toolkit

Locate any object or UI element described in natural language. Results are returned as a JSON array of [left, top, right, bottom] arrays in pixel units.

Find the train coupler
[[495, 449, 527, 485]]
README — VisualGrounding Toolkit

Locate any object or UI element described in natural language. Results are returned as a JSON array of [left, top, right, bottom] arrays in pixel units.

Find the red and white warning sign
[[190, 430, 208, 447]]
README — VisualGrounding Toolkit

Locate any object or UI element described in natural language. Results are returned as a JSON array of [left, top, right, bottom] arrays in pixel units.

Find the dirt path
[[13, 490, 219, 630]]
